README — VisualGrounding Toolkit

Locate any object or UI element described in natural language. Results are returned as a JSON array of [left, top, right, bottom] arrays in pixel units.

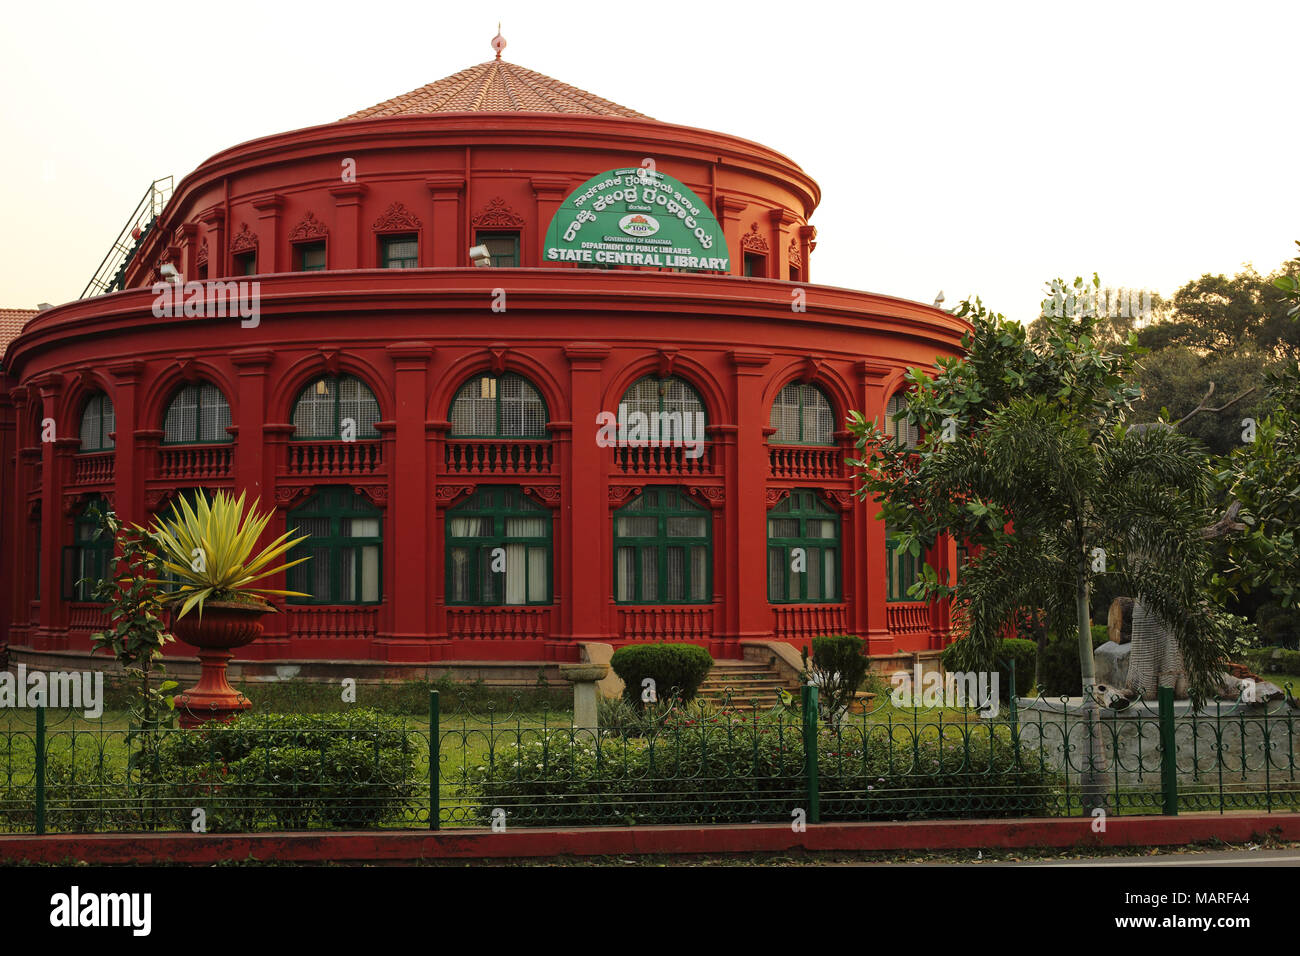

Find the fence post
[[34, 706, 45, 836], [1158, 686, 1178, 816], [429, 690, 440, 831], [801, 684, 819, 824]]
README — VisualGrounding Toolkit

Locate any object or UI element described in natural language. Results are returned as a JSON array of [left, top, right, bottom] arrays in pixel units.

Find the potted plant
[[146, 490, 310, 726]]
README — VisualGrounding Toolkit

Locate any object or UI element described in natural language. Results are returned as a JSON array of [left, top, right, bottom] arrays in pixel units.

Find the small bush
[[610, 643, 713, 709], [810, 635, 869, 718], [1036, 628, 1110, 698], [941, 637, 1036, 702]]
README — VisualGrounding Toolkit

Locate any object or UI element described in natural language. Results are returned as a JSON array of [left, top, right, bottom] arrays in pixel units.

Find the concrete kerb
[[1, 813, 1293, 865]]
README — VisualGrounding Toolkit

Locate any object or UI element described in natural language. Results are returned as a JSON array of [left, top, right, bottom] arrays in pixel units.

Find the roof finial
[[491, 24, 506, 60]]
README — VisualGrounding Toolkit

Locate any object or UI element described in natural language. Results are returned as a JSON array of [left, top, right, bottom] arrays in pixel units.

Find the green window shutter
[[446, 485, 553, 606], [766, 490, 840, 604], [613, 486, 712, 605], [286, 488, 383, 605]]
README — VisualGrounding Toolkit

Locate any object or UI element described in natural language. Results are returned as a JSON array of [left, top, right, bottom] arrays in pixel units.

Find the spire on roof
[[492, 25, 506, 61]]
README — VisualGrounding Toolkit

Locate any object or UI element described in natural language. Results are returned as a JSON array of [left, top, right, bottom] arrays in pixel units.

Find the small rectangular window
[[234, 251, 257, 275], [381, 234, 418, 269], [743, 253, 766, 277], [476, 231, 520, 268], [297, 241, 326, 272]]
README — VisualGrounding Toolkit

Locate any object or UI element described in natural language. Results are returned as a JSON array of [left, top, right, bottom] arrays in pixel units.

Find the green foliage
[[609, 643, 713, 709], [809, 635, 869, 719], [848, 275, 1231, 705], [1036, 629, 1111, 698], [462, 720, 1058, 826], [1257, 603, 1300, 650], [87, 508, 177, 729], [153, 709, 417, 830], [941, 637, 1036, 702]]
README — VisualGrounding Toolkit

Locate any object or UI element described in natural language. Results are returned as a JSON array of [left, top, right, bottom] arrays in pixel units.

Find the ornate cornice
[[288, 211, 328, 242], [608, 485, 642, 506], [741, 222, 769, 254], [434, 484, 475, 508], [686, 485, 726, 510], [229, 222, 258, 254], [372, 201, 422, 233], [521, 485, 561, 507], [471, 196, 525, 229]]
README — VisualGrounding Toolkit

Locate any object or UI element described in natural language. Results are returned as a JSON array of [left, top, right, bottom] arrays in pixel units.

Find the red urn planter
[[171, 599, 268, 728]]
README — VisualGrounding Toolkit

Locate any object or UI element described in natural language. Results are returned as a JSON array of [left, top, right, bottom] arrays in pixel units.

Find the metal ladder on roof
[[80, 176, 174, 299]]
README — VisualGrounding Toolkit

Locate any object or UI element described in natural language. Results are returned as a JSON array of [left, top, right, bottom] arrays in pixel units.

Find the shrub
[[1257, 604, 1299, 650], [940, 637, 1036, 702], [809, 635, 869, 719], [152, 709, 419, 831], [610, 643, 713, 709], [461, 716, 1059, 826], [1036, 628, 1110, 698]]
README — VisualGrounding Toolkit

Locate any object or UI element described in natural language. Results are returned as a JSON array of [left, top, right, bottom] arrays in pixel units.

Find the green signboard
[[543, 168, 729, 271]]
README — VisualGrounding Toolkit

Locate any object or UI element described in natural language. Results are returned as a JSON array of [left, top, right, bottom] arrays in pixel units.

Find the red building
[[0, 40, 968, 670]]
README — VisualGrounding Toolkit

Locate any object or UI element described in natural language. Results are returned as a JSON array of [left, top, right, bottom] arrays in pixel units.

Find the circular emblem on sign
[[619, 213, 660, 237]]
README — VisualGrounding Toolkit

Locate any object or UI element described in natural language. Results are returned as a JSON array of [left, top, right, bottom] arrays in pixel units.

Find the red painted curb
[[1, 812, 1295, 864]]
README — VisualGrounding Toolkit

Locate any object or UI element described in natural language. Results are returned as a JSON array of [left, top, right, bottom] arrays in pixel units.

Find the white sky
[[2, 0, 1297, 322]]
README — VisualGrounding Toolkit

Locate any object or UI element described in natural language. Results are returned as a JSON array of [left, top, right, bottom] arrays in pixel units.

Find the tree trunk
[[1076, 570, 1107, 813]]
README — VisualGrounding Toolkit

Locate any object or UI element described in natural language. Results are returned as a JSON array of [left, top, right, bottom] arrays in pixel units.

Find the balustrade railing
[[285, 605, 380, 641], [288, 440, 382, 477], [157, 444, 232, 481], [443, 440, 553, 475], [772, 604, 848, 641], [613, 442, 713, 476], [446, 606, 551, 639], [71, 452, 115, 486], [887, 602, 931, 635], [768, 444, 843, 480], [617, 605, 714, 640]]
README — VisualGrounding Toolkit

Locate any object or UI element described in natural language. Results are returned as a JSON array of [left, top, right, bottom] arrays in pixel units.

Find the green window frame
[[291, 375, 381, 440], [886, 523, 923, 602], [886, 392, 920, 448], [770, 382, 835, 446], [380, 234, 418, 269], [79, 392, 115, 452], [286, 488, 382, 605], [449, 372, 548, 438], [162, 382, 232, 444], [62, 497, 110, 602], [234, 251, 257, 275], [613, 486, 712, 604], [446, 485, 552, 605], [475, 231, 520, 268], [618, 375, 708, 435], [296, 240, 326, 272], [767, 490, 840, 603]]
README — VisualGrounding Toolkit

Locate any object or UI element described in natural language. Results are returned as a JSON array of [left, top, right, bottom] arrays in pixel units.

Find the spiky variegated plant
[[143, 489, 310, 619]]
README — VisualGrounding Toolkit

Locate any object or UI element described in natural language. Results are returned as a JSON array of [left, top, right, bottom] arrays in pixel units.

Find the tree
[[848, 277, 1231, 807]]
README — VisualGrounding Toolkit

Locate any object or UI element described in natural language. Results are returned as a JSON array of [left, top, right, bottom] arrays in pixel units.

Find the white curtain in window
[[505, 544, 526, 605], [527, 547, 547, 603], [615, 547, 635, 602], [690, 547, 708, 601]]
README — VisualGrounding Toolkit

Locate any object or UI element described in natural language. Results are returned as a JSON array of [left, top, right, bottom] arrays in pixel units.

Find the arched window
[[618, 376, 707, 435], [613, 487, 711, 604], [292, 375, 381, 440], [767, 490, 839, 603], [886, 522, 923, 602], [79, 393, 115, 452], [286, 488, 382, 604], [162, 383, 232, 444], [447, 486, 551, 605], [63, 496, 110, 602], [449, 373, 547, 438], [885, 392, 920, 449], [770, 382, 834, 445]]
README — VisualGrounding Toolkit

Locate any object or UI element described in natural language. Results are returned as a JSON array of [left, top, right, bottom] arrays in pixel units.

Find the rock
[[1094, 641, 1131, 689]]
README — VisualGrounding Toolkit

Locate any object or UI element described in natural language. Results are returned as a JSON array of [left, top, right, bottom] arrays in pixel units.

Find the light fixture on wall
[[469, 244, 492, 267]]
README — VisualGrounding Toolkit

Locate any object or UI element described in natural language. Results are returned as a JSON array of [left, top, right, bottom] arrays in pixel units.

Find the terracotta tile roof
[[340, 60, 652, 121], [0, 308, 36, 353]]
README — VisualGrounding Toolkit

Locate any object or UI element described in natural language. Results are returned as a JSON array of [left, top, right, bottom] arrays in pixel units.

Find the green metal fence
[[1, 684, 1298, 834]]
